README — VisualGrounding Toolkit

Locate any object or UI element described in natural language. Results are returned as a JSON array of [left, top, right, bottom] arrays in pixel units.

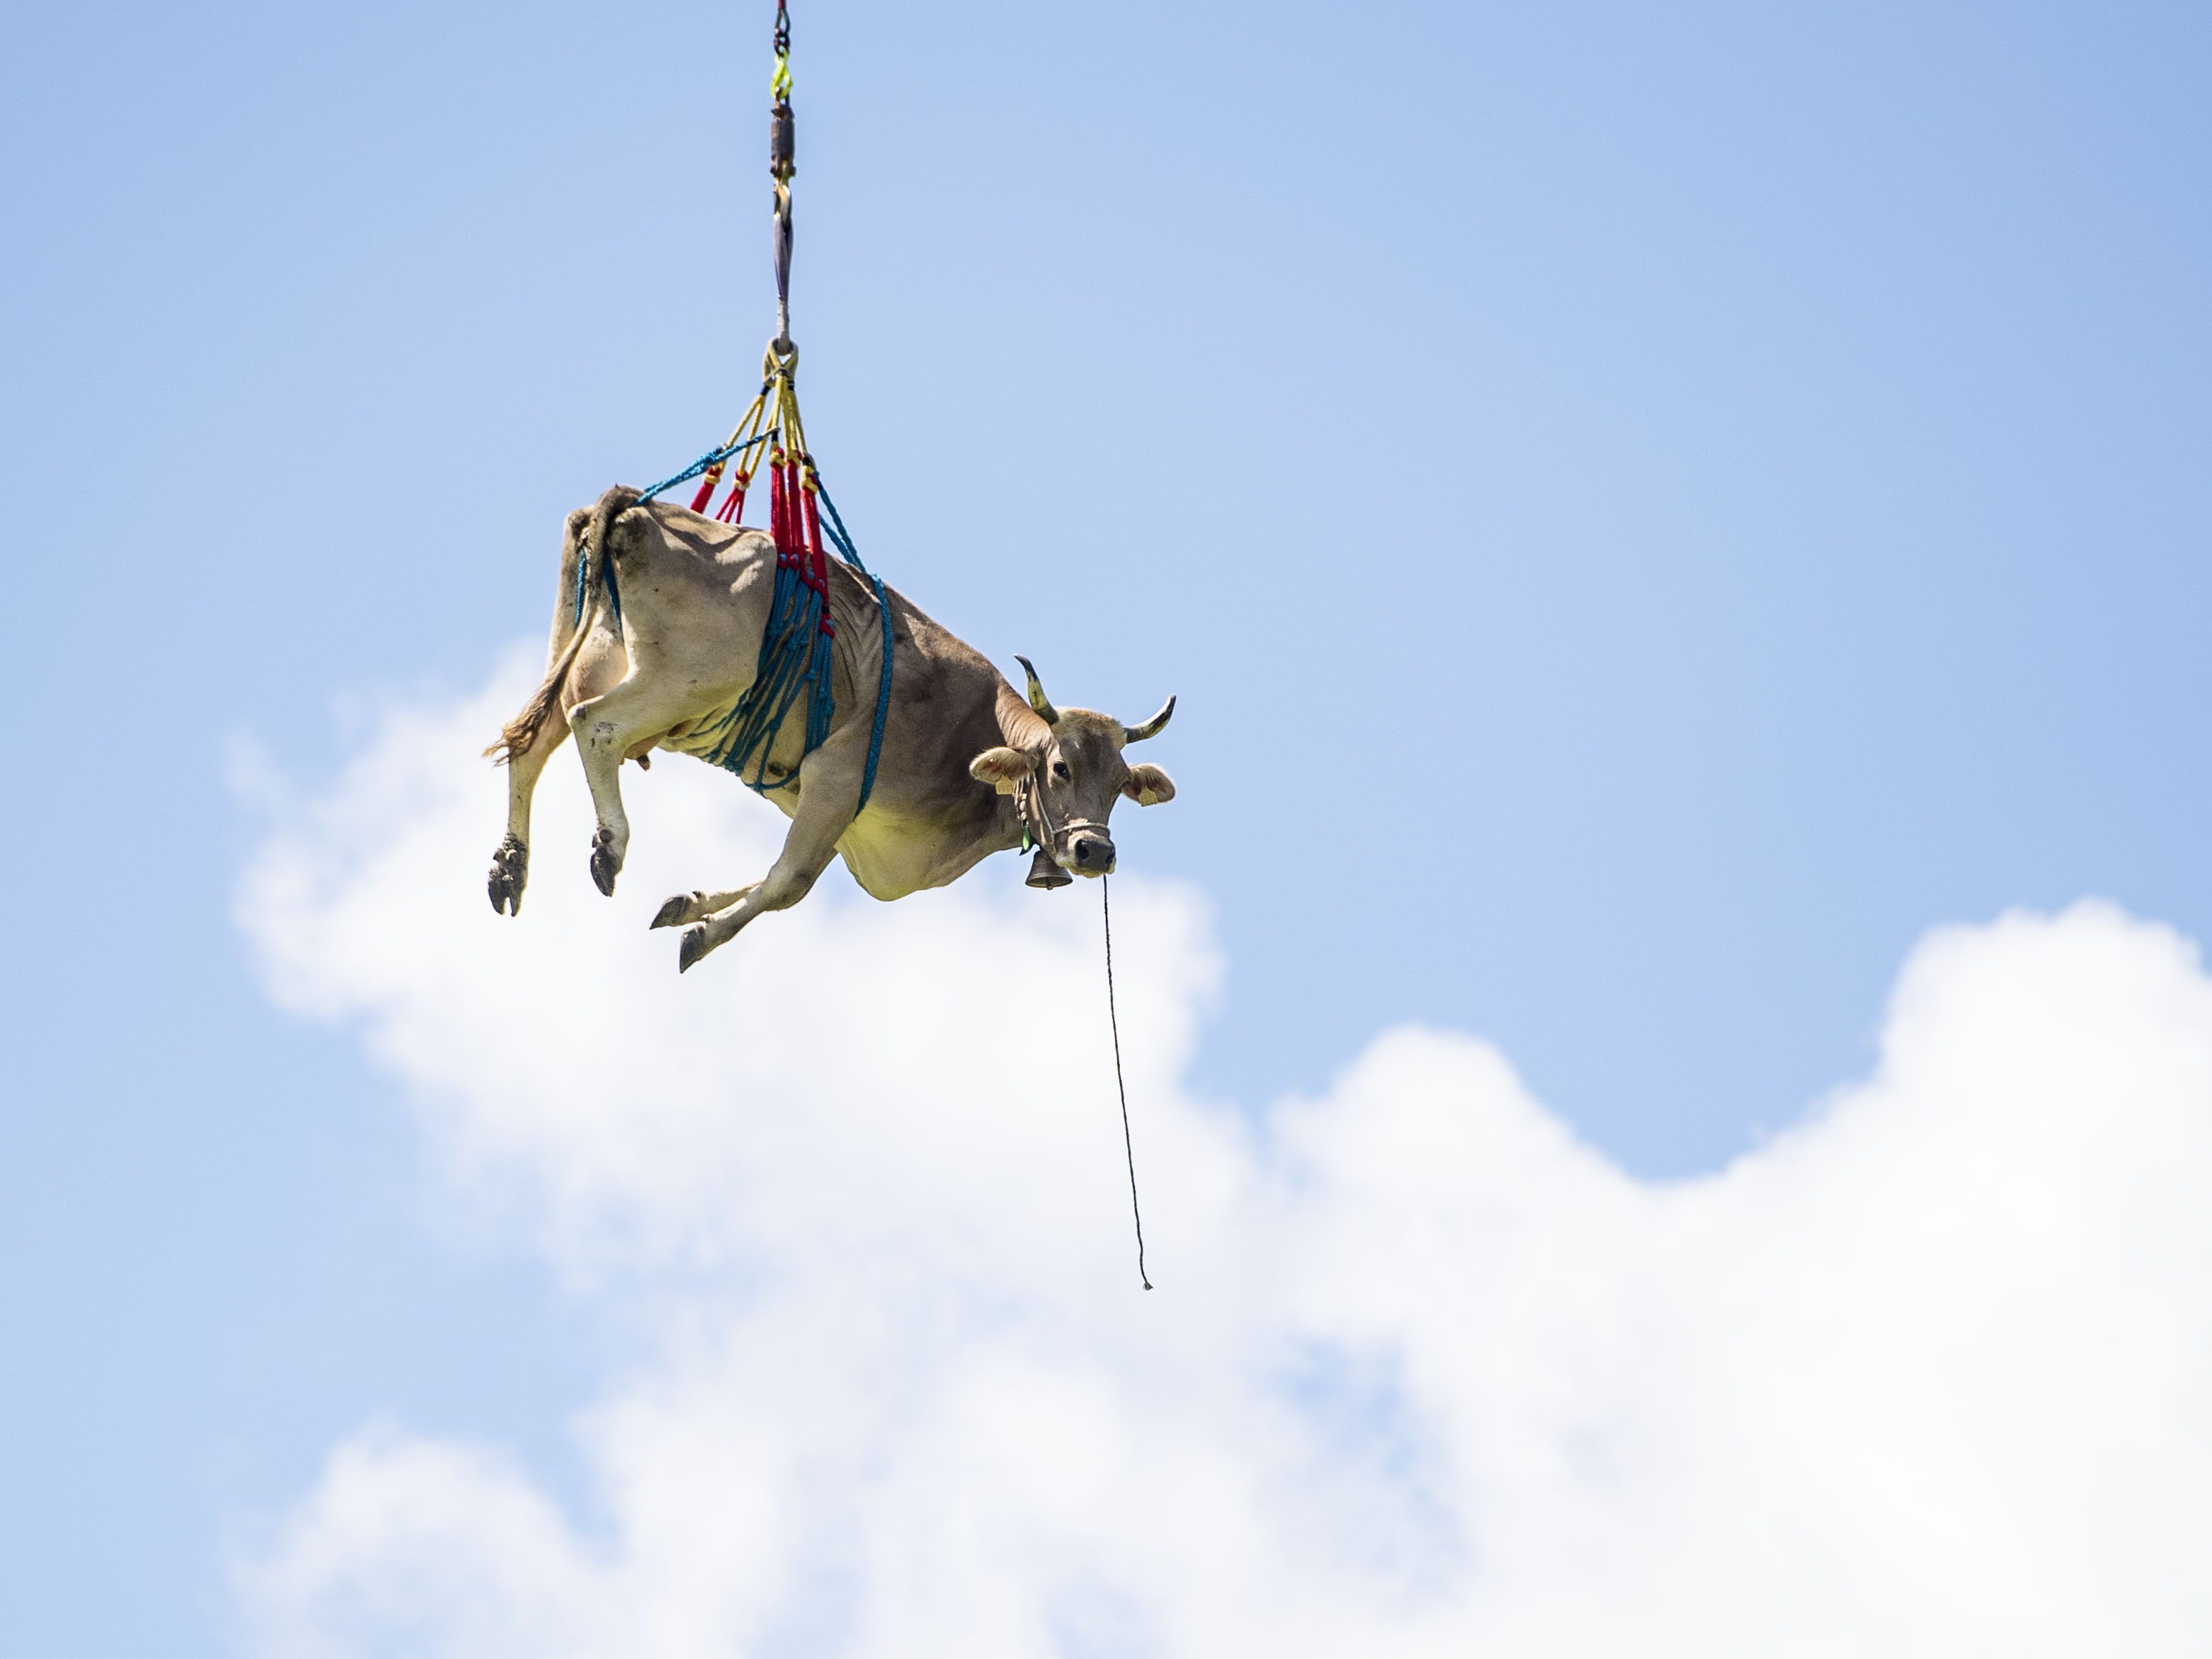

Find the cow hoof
[[678, 925, 712, 972], [488, 835, 528, 916], [589, 827, 619, 897], [650, 893, 697, 930]]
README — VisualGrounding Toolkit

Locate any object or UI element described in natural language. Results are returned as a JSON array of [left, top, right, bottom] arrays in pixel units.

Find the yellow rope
[[720, 387, 770, 455]]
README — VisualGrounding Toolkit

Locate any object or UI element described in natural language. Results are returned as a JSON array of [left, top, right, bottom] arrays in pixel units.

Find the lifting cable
[[638, 0, 894, 813]]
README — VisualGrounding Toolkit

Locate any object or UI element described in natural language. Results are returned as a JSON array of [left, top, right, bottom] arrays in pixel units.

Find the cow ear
[[970, 746, 1035, 795], [1121, 763, 1177, 807]]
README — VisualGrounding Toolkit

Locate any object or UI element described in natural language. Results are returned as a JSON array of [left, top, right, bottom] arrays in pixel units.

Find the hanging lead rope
[[1102, 876, 1153, 1290]]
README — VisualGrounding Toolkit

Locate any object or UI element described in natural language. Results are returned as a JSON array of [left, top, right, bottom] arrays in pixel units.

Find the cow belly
[[836, 816, 1000, 902], [657, 712, 808, 807]]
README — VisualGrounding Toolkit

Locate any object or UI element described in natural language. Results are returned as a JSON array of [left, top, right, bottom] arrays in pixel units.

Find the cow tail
[[486, 485, 641, 765]]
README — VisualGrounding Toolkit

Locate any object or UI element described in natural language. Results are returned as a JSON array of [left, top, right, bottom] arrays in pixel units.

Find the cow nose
[[1073, 836, 1115, 873]]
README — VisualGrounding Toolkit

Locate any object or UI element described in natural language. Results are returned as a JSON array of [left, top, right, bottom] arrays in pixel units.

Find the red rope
[[768, 456, 793, 553], [715, 470, 750, 523], [801, 474, 833, 633], [801, 476, 826, 590], [688, 463, 723, 514]]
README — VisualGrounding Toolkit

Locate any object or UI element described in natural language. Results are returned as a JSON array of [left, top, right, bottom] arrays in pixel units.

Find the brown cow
[[486, 486, 1177, 970]]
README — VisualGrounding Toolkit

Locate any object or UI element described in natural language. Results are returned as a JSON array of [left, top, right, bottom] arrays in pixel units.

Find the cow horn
[[1123, 694, 1176, 744], [1014, 655, 1059, 725]]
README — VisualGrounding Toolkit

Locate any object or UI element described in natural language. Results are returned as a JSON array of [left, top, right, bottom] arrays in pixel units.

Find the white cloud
[[236, 657, 2212, 1657]]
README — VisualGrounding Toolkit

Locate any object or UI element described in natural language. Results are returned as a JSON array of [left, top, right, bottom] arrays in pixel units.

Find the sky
[[3, 1, 2210, 1655]]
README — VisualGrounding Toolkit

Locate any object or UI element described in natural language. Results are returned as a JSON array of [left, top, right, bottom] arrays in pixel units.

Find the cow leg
[[649, 884, 758, 931], [487, 697, 572, 916], [566, 676, 702, 897], [676, 738, 867, 971]]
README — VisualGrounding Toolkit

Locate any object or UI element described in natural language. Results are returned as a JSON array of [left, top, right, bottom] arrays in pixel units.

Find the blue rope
[[634, 427, 779, 505], [815, 478, 894, 813], [573, 431, 779, 632], [813, 481, 868, 571], [573, 533, 624, 632], [695, 559, 833, 795]]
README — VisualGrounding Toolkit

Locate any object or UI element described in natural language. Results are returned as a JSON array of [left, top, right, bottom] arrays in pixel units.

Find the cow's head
[[969, 656, 1177, 879]]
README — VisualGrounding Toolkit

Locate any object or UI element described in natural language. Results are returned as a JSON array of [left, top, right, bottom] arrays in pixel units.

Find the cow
[[485, 485, 1177, 971]]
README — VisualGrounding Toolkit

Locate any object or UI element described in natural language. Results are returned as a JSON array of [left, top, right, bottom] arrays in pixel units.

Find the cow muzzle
[[1067, 831, 1116, 877]]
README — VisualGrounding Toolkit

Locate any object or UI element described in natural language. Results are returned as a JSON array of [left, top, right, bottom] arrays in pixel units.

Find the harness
[[1013, 768, 1109, 890]]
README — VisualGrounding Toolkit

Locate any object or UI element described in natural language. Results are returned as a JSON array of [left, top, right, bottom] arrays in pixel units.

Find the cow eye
[[1052, 760, 1071, 781]]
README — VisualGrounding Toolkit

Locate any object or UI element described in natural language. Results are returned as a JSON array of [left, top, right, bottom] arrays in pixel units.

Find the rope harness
[[1016, 766, 1135, 898], [1011, 771, 1107, 869]]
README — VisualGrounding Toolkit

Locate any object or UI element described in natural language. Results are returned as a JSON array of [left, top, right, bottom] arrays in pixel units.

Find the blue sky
[[4, 2, 2210, 1654]]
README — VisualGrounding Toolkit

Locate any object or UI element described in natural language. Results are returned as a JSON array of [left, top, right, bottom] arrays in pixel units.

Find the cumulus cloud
[[236, 657, 2212, 1657]]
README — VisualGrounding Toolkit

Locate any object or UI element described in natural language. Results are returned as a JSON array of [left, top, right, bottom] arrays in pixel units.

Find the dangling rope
[[1102, 876, 1154, 1290]]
